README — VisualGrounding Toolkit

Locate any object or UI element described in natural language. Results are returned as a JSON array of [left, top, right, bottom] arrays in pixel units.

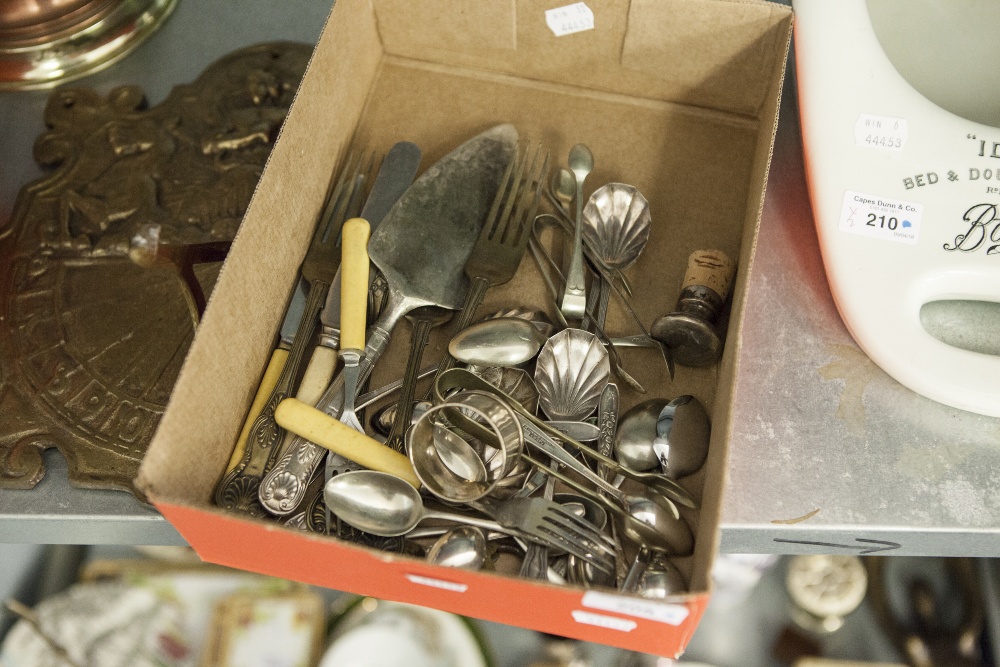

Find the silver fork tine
[[510, 148, 549, 247], [537, 526, 616, 574], [541, 513, 617, 557], [480, 145, 519, 241], [318, 150, 358, 241], [329, 151, 370, 243], [552, 509, 619, 552], [518, 525, 614, 573], [492, 142, 530, 242], [508, 496, 617, 557]]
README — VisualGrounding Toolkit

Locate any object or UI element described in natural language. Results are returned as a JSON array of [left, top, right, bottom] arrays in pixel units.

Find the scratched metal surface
[[721, 54, 1000, 557]]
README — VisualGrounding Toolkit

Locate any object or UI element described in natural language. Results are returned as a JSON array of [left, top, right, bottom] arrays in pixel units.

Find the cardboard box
[[137, 0, 791, 656]]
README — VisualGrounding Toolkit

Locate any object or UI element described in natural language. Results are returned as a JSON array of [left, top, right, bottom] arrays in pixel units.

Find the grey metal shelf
[[3, 1, 999, 555], [719, 56, 1000, 557], [0, 450, 183, 545]]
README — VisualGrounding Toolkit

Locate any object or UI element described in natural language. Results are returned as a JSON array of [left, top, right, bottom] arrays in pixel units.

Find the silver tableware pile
[[216, 124, 732, 598]]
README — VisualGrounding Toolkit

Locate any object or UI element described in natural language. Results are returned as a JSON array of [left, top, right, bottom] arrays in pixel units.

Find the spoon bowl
[[622, 495, 694, 556], [426, 526, 487, 570], [639, 559, 687, 598], [581, 183, 651, 272], [615, 396, 711, 479], [551, 168, 576, 211], [568, 144, 594, 188], [325, 470, 425, 536], [433, 423, 488, 482], [449, 317, 548, 367], [534, 328, 610, 421]]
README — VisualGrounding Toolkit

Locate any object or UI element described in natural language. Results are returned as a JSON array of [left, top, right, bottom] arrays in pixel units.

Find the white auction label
[[405, 574, 468, 593], [571, 610, 638, 632], [840, 190, 922, 244], [582, 591, 691, 626], [545, 2, 594, 37], [854, 114, 907, 151]]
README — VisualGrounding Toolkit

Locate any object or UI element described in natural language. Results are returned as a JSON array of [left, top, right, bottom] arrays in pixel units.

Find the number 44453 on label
[[839, 190, 922, 245]]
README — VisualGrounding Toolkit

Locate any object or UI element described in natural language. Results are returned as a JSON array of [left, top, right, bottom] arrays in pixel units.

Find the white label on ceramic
[[545, 3, 594, 36], [405, 574, 468, 593], [582, 591, 691, 625], [839, 191, 922, 244], [855, 114, 907, 151], [571, 610, 638, 632]]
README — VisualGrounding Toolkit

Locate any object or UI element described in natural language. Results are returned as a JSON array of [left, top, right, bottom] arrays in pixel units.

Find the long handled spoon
[[560, 144, 593, 320]]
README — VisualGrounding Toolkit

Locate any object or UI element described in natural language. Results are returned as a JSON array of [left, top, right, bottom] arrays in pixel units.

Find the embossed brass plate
[[0, 42, 311, 498]]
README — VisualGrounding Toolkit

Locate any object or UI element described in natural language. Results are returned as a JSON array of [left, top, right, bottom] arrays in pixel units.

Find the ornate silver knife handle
[[597, 382, 619, 481], [258, 325, 391, 514]]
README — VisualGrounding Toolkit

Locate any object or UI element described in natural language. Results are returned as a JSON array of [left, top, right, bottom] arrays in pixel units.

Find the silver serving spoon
[[560, 144, 593, 320], [426, 526, 487, 570], [580, 183, 651, 333], [448, 317, 548, 367], [615, 396, 710, 478], [534, 328, 610, 421], [325, 470, 507, 537]]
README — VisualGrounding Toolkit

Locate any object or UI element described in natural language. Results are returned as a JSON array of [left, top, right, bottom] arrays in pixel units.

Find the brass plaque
[[0, 42, 311, 498]]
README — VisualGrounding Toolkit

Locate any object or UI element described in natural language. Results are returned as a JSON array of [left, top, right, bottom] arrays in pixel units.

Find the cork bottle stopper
[[682, 249, 735, 299]]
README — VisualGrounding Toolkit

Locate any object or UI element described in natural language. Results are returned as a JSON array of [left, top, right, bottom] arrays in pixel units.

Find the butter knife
[[222, 278, 307, 475], [259, 142, 421, 515]]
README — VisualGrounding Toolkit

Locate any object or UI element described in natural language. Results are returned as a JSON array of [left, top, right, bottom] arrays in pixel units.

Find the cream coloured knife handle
[[339, 218, 370, 352], [225, 347, 287, 474], [275, 398, 420, 489]]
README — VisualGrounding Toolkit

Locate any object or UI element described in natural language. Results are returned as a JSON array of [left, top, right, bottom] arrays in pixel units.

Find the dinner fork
[[430, 142, 549, 384], [473, 496, 616, 574], [214, 152, 366, 517]]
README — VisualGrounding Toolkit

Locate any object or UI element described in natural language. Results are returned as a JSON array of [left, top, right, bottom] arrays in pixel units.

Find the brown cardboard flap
[[373, 0, 790, 115], [622, 0, 789, 116], [687, 11, 791, 593], [137, 0, 384, 502], [374, 0, 517, 54]]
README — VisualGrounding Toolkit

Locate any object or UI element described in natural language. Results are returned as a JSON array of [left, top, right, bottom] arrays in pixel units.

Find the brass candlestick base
[[0, 0, 178, 91]]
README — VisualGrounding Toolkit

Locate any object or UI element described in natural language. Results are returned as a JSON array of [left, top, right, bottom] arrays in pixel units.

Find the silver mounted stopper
[[650, 249, 736, 367]]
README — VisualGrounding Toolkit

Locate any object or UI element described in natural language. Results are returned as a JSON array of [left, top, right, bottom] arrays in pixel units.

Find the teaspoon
[[560, 144, 593, 320]]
